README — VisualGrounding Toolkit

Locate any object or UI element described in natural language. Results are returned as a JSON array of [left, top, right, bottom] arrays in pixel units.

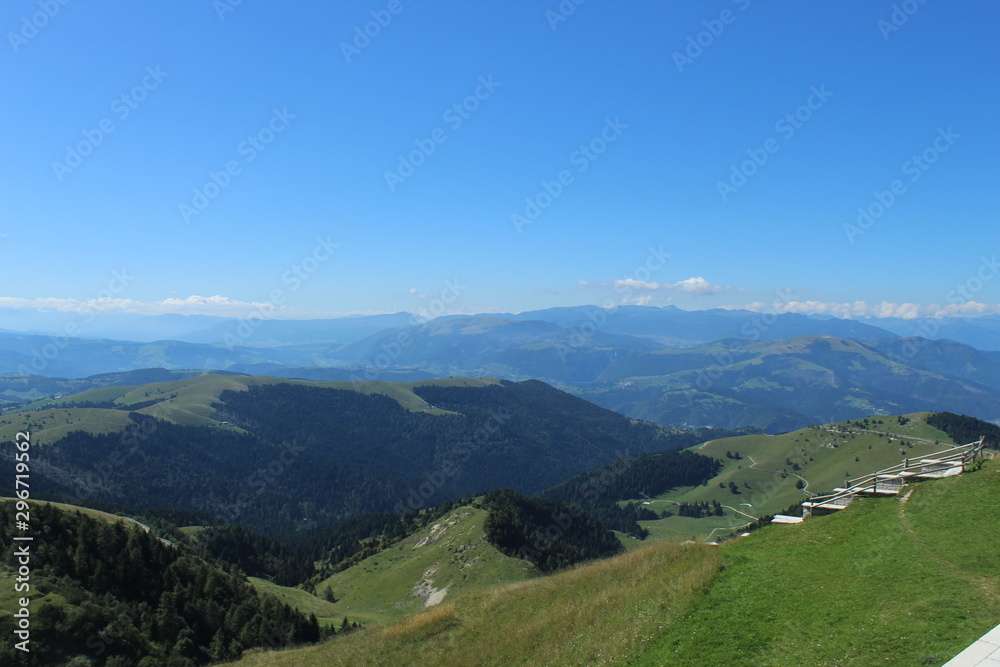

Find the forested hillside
[[0, 503, 319, 666], [480, 489, 623, 572], [540, 447, 723, 536], [925, 411, 1000, 447], [14, 379, 698, 537]]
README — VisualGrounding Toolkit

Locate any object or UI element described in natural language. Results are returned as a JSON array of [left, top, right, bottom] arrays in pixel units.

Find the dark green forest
[[28, 380, 686, 537], [541, 447, 724, 537], [0, 503, 319, 666], [480, 489, 623, 573], [926, 411, 1000, 448]]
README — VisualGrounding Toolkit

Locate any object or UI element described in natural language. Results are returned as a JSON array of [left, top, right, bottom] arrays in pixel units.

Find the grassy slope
[[0, 408, 132, 445], [633, 458, 1000, 666], [0, 498, 138, 525], [634, 412, 957, 540], [9, 374, 503, 431], [230, 458, 999, 666], [230, 540, 723, 667], [248, 578, 344, 628], [312, 506, 538, 627]]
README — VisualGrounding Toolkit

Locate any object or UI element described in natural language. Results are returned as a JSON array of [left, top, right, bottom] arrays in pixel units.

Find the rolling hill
[[633, 411, 961, 541], [580, 335, 1000, 431], [223, 456, 1000, 666], [2, 375, 702, 536], [310, 505, 539, 627]]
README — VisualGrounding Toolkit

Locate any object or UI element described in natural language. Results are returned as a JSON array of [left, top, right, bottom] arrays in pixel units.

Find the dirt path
[[896, 484, 998, 599], [746, 455, 814, 497]]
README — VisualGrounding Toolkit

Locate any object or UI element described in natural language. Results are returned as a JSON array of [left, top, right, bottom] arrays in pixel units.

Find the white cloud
[[668, 276, 728, 295], [0, 295, 499, 320], [612, 278, 661, 291], [0, 295, 292, 318], [603, 276, 736, 296], [725, 299, 1000, 320]]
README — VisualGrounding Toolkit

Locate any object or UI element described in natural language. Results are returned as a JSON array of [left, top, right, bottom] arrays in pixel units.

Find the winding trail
[[746, 455, 814, 497], [703, 520, 753, 543], [721, 505, 759, 521]]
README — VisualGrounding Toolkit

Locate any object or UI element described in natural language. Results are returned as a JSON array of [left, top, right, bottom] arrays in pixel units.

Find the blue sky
[[1, 0, 998, 321]]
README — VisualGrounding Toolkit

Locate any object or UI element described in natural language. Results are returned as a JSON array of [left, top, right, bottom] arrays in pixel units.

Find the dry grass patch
[[230, 540, 722, 666], [382, 604, 456, 640]]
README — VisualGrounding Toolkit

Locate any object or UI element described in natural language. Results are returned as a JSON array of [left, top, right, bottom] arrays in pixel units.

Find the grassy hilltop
[[633, 412, 961, 540], [0, 373, 501, 443], [228, 457, 1000, 666]]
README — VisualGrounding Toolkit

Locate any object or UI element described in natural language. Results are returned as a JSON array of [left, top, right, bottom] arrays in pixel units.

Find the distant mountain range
[[7, 305, 1000, 349], [3, 305, 1000, 431]]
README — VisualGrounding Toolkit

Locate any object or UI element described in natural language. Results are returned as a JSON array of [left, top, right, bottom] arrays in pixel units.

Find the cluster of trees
[[672, 500, 724, 518], [190, 524, 315, 587], [480, 489, 622, 573], [927, 412, 1000, 448], [541, 448, 721, 537], [0, 503, 319, 666]]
